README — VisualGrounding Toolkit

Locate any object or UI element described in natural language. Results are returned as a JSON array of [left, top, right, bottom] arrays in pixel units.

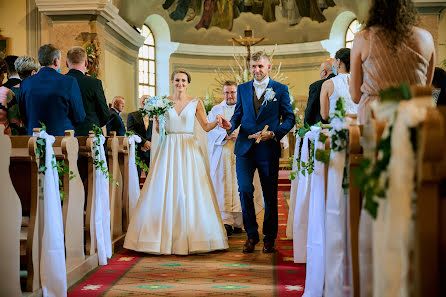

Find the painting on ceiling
[[162, 0, 336, 31]]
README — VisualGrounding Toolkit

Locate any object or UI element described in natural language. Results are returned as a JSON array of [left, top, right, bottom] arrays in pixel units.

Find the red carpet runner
[[68, 191, 306, 296], [276, 191, 306, 297]]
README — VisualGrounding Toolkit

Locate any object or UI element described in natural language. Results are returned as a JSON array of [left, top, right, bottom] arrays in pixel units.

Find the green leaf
[[38, 121, 47, 131], [315, 148, 331, 164], [289, 171, 297, 180], [318, 133, 328, 144]]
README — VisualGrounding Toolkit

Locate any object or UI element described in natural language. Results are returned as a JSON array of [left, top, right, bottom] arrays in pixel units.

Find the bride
[[124, 69, 229, 255]]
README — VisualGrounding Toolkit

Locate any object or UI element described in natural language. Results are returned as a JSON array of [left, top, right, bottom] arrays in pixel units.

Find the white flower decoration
[[262, 88, 276, 106]]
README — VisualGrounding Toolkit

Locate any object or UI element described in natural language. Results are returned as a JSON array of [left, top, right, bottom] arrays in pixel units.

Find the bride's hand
[[216, 115, 232, 130]]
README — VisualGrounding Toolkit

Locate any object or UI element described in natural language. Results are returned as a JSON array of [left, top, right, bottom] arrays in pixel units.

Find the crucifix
[[228, 26, 269, 69]]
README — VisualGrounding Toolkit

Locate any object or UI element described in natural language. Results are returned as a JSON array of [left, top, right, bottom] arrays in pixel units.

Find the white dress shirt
[[253, 76, 270, 99]]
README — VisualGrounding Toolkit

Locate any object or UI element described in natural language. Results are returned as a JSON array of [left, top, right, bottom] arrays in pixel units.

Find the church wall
[[104, 46, 137, 118], [169, 52, 327, 105], [0, 0, 27, 56], [439, 9, 446, 65]]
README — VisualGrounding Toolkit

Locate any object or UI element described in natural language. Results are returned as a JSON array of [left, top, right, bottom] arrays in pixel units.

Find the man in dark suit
[[127, 95, 153, 176], [106, 96, 126, 136], [304, 58, 335, 125], [1, 55, 21, 90], [65, 46, 109, 136], [221, 51, 295, 254], [438, 75, 446, 106], [19, 44, 86, 136]]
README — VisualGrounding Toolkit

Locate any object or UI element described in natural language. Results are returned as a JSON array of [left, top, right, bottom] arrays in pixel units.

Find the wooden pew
[[347, 123, 362, 297], [9, 133, 40, 292], [413, 104, 444, 296], [107, 132, 126, 252], [116, 136, 130, 231], [0, 125, 22, 296], [77, 134, 97, 264], [436, 105, 446, 293], [54, 131, 98, 287]]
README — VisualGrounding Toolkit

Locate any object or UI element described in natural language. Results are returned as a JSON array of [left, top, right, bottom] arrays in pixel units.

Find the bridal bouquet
[[140, 96, 174, 144]]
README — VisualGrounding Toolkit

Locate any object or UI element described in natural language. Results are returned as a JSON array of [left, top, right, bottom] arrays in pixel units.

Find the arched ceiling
[[116, 0, 370, 46]]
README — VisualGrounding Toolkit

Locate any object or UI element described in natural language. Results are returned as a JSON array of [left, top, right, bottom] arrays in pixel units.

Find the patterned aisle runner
[[68, 191, 305, 296], [277, 191, 306, 297]]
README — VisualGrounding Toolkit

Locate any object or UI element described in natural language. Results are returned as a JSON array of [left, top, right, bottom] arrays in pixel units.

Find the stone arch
[[144, 14, 179, 96], [321, 10, 357, 57]]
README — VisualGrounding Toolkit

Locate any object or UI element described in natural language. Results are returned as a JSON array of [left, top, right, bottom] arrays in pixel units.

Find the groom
[[220, 51, 295, 253]]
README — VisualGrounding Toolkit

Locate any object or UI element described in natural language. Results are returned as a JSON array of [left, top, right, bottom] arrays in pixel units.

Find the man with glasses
[[208, 81, 263, 236], [303, 58, 335, 125]]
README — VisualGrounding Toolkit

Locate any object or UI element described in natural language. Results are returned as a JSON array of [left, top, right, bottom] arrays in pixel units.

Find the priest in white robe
[[207, 81, 242, 236], [208, 81, 263, 236]]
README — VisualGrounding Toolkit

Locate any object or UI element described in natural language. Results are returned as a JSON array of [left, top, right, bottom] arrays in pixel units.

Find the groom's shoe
[[243, 238, 259, 253], [262, 241, 275, 253]]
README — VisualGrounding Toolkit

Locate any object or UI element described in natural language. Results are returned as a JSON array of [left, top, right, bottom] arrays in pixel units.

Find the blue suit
[[229, 79, 295, 242], [19, 67, 86, 136]]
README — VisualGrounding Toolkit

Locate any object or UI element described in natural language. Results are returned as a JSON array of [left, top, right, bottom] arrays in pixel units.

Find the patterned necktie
[[144, 115, 149, 131]]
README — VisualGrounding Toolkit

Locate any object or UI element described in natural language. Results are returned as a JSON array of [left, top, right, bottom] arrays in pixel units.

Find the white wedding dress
[[124, 99, 229, 255]]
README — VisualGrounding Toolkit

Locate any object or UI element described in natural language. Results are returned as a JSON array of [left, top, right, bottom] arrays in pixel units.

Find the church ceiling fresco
[[163, 0, 336, 31], [117, 0, 370, 45]]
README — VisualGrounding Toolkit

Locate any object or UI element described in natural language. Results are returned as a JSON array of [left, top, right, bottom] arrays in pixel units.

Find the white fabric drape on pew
[[373, 99, 432, 297], [324, 119, 350, 297], [303, 127, 326, 297], [286, 135, 301, 239], [34, 131, 67, 297], [91, 134, 112, 265], [293, 132, 312, 263], [128, 135, 141, 220]]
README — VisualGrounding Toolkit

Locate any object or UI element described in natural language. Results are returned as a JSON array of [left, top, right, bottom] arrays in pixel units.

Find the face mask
[[332, 63, 337, 76], [57, 67, 61, 73]]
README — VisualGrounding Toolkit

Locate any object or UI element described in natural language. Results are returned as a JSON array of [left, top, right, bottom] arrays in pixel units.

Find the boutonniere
[[262, 88, 276, 106]]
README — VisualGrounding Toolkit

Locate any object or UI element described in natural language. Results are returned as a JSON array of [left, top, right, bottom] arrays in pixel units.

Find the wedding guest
[[106, 96, 126, 136], [127, 95, 152, 176], [350, 0, 435, 124], [1, 56, 20, 92], [432, 67, 445, 104], [320, 48, 357, 121], [66, 46, 109, 136], [3, 56, 39, 135], [15, 56, 40, 81], [19, 44, 86, 136], [304, 58, 335, 125], [438, 75, 446, 106], [0, 57, 14, 135]]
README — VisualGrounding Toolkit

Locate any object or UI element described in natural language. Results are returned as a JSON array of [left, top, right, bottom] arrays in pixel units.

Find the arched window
[[345, 19, 361, 49], [138, 25, 156, 98]]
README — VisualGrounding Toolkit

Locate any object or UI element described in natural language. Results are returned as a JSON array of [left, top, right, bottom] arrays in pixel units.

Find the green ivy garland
[[35, 122, 75, 200], [92, 124, 119, 187], [353, 83, 411, 219]]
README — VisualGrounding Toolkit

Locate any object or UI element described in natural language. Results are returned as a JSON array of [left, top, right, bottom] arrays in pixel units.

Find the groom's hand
[[249, 130, 274, 141]]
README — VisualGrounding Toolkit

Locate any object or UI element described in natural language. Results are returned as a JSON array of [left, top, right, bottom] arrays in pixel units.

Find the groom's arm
[[228, 85, 243, 134], [273, 85, 295, 140]]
